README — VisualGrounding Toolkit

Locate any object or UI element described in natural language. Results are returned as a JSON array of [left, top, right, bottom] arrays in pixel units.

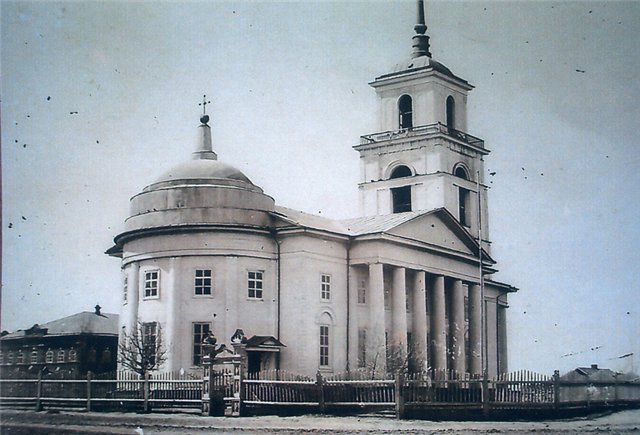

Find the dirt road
[[1, 408, 639, 434]]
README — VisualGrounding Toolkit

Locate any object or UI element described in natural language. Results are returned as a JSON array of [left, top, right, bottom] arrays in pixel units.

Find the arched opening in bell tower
[[390, 165, 413, 213], [446, 96, 456, 130], [454, 164, 470, 227], [398, 95, 413, 130]]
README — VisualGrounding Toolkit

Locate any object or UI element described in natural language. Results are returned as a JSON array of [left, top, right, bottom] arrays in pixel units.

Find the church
[[108, 1, 516, 378]]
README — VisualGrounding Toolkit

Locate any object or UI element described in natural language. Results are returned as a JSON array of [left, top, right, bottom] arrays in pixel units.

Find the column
[[164, 257, 177, 370], [498, 304, 508, 374], [127, 262, 140, 335], [468, 284, 482, 375], [347, 266, 360, 371], [391, 267, 408, 357], [368, 263, 386, 374], [430, 275, 447, 372], [450, 280, 466, 374], [412, 271, 428, 372]]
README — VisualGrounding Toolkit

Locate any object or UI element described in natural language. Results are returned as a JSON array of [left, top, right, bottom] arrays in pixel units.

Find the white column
[[368, 263, 387, 374], [391, 267, 408, 357], [412, 271, 428, 371], [127, 262, 140, 334], [468, 283, 482, 375], [347, 266, 360, 371], [430, 275, 447, 372], [498, 304, 508, 374], [164, 257, 178, 371], [450, 280, 466, 374]]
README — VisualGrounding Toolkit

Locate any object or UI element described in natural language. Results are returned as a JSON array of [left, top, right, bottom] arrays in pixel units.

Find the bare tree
[[118, 321, 166, 377]]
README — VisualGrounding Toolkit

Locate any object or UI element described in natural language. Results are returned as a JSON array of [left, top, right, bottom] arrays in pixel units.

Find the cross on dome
[[199, 94, 211, 124]]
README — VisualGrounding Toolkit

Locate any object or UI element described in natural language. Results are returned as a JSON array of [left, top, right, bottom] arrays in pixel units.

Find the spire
[[193, 94, 217, 160], [411, 0, 431, 58]]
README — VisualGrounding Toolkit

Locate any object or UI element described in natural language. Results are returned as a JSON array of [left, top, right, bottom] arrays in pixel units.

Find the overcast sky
[[2, 1, 639, 375]]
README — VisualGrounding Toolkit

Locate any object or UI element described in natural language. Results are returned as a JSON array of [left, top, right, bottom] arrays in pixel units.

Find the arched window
[[30, 350, 39, 364], [390, 165, 412, 179], [45, 349, 54, 364], [17, 351, 25, 364], [398, 95, 413, 129], [57, 350, 65, 363], [7, 352, 14, 365], [454, 164, 470, 226], [446, 96, 455, 130], [69, 348, 77, 362]]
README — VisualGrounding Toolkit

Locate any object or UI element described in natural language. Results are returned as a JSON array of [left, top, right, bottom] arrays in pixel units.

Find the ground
[[1, 408, 640, 434]]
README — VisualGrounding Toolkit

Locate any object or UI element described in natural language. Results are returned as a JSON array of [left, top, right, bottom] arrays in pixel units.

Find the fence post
[[237, 357, 245, 416], [143, 372, 150, 413], [316, 371, 326, 414], [86, 371, 93, 412], [35, 369, 43, 412], [553, 370, 560, 410], [395, 372, 405, 419], [481, 369, 489, 416]]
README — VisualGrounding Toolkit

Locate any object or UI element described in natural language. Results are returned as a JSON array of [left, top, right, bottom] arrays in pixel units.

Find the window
[[57, 349, 65, 363], [69, 348, 77, 362], [248, 271, 263, 299], [195, 269, 212, 296], [30, 350, 38, 364], [391, 186, 412, 213], [144, 270, 159, 298], [0, 351, 4, 364], [319, 325, 330, 367], [446, 95, 456, 130], [123, 275, 128, 304], [357, 278, 366, 304], [390, 165, 412, 179], [45, 350, 54, 364], [192, 322, 211, 366], [358, 329, 367, 368], [7, 352, 14, 365], [458, 187, 470, 227], [321, 274, 331, 300], [398, 94, 413, 129], [143, 322, 158, 367], [17, 351, 24, 364]]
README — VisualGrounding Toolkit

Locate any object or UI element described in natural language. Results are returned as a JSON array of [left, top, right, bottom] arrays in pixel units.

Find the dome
[[154, 159, 253, 186], [393, 55, 454, 77]]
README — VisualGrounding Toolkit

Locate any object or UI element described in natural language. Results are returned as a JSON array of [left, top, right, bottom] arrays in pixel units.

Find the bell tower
[[354, 0, 490, 242]]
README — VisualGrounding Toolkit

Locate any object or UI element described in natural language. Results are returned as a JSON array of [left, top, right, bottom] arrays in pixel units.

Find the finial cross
[[199, 95, 211, 115]]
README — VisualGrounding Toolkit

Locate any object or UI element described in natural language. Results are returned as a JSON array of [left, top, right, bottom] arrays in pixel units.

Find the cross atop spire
[[199, 94, 211, 124], [412, 0, 431, 58]]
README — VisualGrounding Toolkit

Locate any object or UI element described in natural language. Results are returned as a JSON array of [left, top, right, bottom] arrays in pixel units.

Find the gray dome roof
[[393, 55, 454, 77], [155, 159, 253, 185]]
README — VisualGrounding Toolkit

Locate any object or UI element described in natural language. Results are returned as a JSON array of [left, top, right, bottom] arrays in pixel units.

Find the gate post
[[481, 369, 490, 416], [35, 369, 43, 412], [143, 372, 150, 413], [316, 371, 326, 414], [553, 370, 560, 410], [86, 371, 92, 412], [395, 372, 405, 419]]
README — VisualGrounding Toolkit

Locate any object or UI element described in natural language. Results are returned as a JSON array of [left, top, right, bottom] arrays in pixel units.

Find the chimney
[[94, 304, 102, 315], [591, 364, 598, 370]]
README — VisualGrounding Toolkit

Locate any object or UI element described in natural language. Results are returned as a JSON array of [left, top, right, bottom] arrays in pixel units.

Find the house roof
[[244, 335, 286, 348], [1, 311, 119, 340], [560, 366, 640, 383]]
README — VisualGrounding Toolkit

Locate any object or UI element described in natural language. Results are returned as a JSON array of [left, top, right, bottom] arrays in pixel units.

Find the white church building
[[108, 1, 517, 378]]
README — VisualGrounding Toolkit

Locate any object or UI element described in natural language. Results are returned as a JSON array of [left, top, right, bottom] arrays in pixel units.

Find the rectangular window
[[248, 271, 263, 299], [358, 329, 367, 368], [144, 270, 159, 298], [459, 187, 470, 227], [123, 275, 128, 304], [321, 274, 331, 300], [192, 322, 211, 366], [143, 322, 158, 366], [357, 278, 366, 304], [195, 269, 212, 296], [319, 325, 330, 367]]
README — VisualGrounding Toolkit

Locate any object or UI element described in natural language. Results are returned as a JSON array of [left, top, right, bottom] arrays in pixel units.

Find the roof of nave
[[1, 310, 119, 340]]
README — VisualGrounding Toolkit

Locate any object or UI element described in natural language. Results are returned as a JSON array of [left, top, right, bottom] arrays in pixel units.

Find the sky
[[2, 1, 639, 376]]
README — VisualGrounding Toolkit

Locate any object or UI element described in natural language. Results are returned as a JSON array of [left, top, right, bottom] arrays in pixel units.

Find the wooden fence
[[1, 368, 639, 418]]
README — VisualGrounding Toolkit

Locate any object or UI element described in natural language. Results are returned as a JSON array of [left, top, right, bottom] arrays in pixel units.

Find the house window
[[69, 349, 77, 362], [30, 350, 38, 364], [123, 275, 128, 304], [358, 329, 367, 368], [391, 186, 412, 213], [143, 322, 158, 367], [57, 350, 65, 363], [0, 351, 4, 364], [446, 95, 456, 130], [398, 94, 413, 129], [248, 271, 263, 299], [7, 352, 14, 365], [195, 269, 212, 296], [144, 270, 160, 298], [321, 274, 331, 300], [17, 351, 25, 364], [357, 279, 366, 304], [192, 322, 211, 366], [319, 325, 330, 367], [45, 350, 54, 364]]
